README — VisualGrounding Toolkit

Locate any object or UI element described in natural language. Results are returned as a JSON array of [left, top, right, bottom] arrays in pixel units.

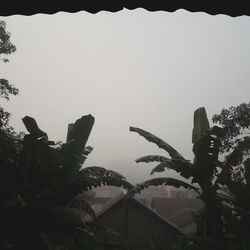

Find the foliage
[[212, 102, 250, 184], [192, 107, 210, 144], [129, 104, 250, 249], [0, 113, 133, 249], [211, 103, 250, 249], [218, 159, 250, 249], [127, 178, 200, 198], [1, 114, 90, 249], [0, 20, 18, 130], [212, 102, 250, 153], [0, 21, 133, 249], [0, 21, 16, 60]]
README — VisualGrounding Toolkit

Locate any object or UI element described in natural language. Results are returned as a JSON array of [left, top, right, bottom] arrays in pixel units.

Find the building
[[92, 196, 185, 250], [70, 185, 124, 221], [134, 185, 170, 206], [134, 186, 198, 206], [71, 185, 202, 248], [151, 197, 203, 234], [71, 186, 186, 249]]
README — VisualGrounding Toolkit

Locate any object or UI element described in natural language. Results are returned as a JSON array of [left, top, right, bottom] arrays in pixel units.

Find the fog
[[1, 9, 250, 184]]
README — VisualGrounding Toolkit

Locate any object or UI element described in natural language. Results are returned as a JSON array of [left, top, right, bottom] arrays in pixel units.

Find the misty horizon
[[1, 9, 250, 184]]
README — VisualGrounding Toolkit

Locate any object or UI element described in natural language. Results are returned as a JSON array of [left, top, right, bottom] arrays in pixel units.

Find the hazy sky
[[1, 9, 250, 184]]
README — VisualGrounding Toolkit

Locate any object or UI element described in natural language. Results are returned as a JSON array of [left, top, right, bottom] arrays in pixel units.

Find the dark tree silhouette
[[0, 20, 18, 130], [129, 104, 250, 250]]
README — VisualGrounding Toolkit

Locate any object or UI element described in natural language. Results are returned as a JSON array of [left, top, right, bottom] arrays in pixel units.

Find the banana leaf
[[127, 177, 200, 198], [192, 127, 222, 183], [97, 176, 134, 191], [80, 166, 126, 179], [22, 116, 48, 139], [66, 114, 95, 156], [130, 126, 185, 160], [150, 158, 197, 180], [135, 155, 168, 163], [75, 174, 134, 192], [80, 166, 106, 177], [105, 169, 126, 179], [192, 107, 210, 144]]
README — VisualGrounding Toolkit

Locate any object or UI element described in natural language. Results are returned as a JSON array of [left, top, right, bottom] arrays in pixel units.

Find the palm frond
[[75, 174, 134, 192], [105, 169, 126, 179], [22, 116, 48, 139], [130, 126, 185, 160], [135, 155, 168, 163], [65, 115, 95, 156], [80, 166, 126, 179], [97, 176, 134, 191], [80, 166, 106, 177], [150, 158, 197, 180], [127, 177, 200, 197], [75, 175, 103, 191]]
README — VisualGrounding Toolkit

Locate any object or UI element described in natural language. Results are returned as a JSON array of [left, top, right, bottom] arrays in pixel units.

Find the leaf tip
[[129, 126, 135, 132]]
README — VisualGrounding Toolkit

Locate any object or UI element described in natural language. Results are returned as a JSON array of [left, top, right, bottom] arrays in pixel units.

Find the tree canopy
[[0, 20, 18, 130]]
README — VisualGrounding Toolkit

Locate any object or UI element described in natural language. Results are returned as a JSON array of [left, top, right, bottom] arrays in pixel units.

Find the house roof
[[91, 197, 111, 205], [167, 208, 197, 227], [0, 2, 249, 17], [150, 197, 203, 231], [75, 187, 202, 231], [94, 194, 186, 235], [137, 198, 146, 205], [94, 190, 124, 217], [133, 197, 186, 235], [70, 186, 125, 221], [151, 197, 203, 220]]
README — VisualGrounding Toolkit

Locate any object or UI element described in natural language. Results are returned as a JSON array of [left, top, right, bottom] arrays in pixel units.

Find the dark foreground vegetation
[[1, 21, 250, 250]]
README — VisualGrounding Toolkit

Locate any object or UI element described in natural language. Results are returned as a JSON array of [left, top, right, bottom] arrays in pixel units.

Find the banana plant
[[217, 159, 250, 249], [0, 114, 133, 250], [129, 107, 228, 240]]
